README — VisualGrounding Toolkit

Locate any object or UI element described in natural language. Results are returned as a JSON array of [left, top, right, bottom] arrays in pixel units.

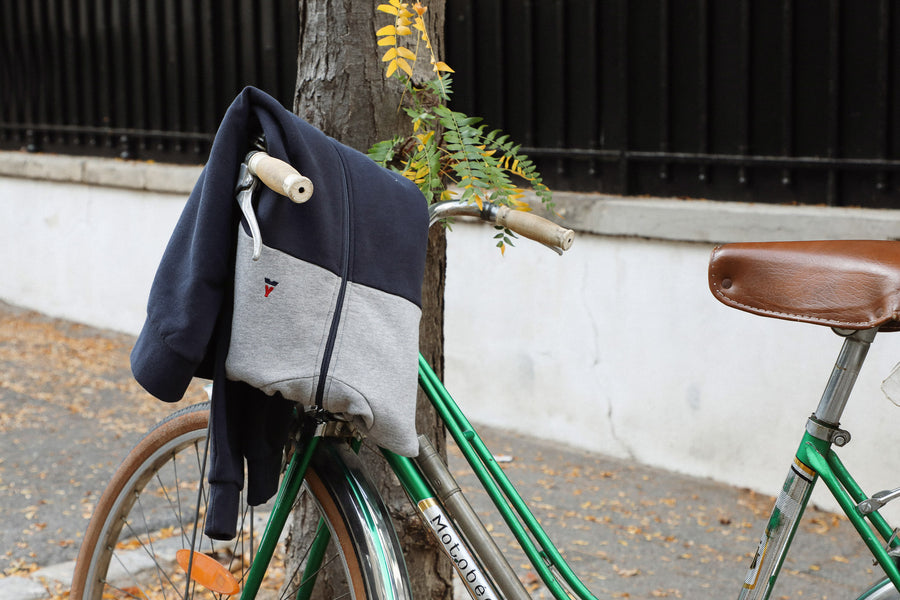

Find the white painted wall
[[444, 222, 900, 515], [4, 153, 900, 515], [0, 175, 186, 334]]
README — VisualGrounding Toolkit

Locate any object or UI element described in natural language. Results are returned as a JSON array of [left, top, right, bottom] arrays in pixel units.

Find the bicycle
[[71, 151, 900, 600]]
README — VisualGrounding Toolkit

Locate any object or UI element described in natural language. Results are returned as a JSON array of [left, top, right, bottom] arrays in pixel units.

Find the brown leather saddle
[[709, 241, 900, 332]]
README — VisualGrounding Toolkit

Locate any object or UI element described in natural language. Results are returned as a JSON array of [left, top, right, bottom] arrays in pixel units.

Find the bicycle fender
[[312, 441, 413, 600]]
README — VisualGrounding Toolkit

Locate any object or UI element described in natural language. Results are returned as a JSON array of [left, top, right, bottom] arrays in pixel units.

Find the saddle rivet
[[722, 278, 733, 290]]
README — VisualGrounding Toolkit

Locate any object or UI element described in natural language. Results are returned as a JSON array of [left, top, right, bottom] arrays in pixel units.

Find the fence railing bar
[[239, 0, 258, 86], [876, 0, 891, 191], [587, 0, 600, 177], [16, 2, 34, 131], [39, 0, 56, 144], [617, 0, 630, 195], [59, 0, 78, 146], [277, 0, 297, 107], [143, 1, 163, 148], [478, 0, 504, 129], [77, 0, 97, 146], [0, 122, 213, 143], [519, 147, 900, 171], [96, 0, 113, 149], [521, 0, 535, 147], [128, 0, 146, 149], [164, 0, 183, 149], [552, 0, 565, 177], [737, 0, 750, 185], [180, 0, 201, 151], [780, 0, 794, 187], [110, 0, 130, 156], [220, 0, 240, 111], [826, 0, 841, 205], [199, 0, 217, 134], [30, 1, 48, 144], [697, 0, 709, 183], [258, 0, 277, 99], [0, 2, 14, 141], [658, 0, 670, 182]]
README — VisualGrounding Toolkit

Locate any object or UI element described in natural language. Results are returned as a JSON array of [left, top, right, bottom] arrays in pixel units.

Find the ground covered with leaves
[[0, 301, 888, 599], [0, 301, 206, 593], [449, 428, 883, 599]]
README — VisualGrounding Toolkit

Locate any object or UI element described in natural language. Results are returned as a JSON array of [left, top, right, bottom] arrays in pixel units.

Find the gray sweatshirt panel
[[226, 227, 422, 456]]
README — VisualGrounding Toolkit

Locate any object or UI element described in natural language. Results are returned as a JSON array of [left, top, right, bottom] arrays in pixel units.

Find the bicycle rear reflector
[[176, 549, 241, 595]]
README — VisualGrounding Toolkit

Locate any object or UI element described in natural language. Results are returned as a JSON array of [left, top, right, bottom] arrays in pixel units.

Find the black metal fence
[[446, 0, 900, 208], [3, 0, 900, 207], [0, 0, 298, 164]]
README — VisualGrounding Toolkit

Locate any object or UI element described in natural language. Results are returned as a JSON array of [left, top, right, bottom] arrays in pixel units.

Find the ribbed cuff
[[205, 481, 241, 540], [130, 319, 196, 402]]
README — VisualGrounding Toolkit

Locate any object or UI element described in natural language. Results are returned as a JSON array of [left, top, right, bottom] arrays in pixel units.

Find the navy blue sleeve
[[130, 90, 255, 400]]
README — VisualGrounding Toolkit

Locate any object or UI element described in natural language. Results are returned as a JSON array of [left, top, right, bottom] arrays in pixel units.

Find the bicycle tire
[[70, 402, 373, 600]]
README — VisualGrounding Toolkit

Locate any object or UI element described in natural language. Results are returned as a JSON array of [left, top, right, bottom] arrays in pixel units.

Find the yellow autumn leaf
[[382, 47, 398, 61], [385, 60, 398, 78], [396, 46, 416, 61], [389, 0, 405, 8], [396, 57, 413, 76], [376, 25, 397, 36], [377, 4, 398, 15], [397, 25, 412, 35], [377, 36, 396, 46], [433, 61, 455, 73]]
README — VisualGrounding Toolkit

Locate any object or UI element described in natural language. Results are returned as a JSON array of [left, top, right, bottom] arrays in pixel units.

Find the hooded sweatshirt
[[131, 86, 428, 539]]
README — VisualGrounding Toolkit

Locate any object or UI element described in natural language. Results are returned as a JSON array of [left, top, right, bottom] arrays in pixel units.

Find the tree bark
[[290, 2, 452, 599]]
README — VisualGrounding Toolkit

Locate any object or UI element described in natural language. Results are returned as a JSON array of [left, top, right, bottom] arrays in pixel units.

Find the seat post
[[813, 327, 878, 427]]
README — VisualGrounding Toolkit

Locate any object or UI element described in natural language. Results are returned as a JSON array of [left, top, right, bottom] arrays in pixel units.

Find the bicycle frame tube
[[804, 443, 900, 587], [415, 354, 599, 600], [241, 433, 321, 599], [738, 328, 900, 599]]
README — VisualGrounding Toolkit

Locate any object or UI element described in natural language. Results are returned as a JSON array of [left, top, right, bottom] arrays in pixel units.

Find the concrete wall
[[4, 150, 900, 514]]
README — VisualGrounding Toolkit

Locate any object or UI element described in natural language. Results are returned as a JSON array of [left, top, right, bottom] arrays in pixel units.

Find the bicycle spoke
[[75, 407, 373, 600]]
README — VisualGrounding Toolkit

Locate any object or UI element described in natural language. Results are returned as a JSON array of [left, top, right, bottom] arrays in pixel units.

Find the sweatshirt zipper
[[315, 150, 352, 409]]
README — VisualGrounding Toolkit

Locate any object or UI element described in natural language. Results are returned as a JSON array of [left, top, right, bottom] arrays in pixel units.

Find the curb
[[0, 560, 74, 600]]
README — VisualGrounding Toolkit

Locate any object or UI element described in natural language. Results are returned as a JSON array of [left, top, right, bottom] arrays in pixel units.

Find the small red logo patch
[[264, 278, 279, 298]]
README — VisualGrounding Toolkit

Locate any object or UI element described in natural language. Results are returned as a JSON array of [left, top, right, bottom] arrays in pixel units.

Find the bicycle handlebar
[[247, 150, 574, 252], [247, 151, 313, 204], [493, 205, 574, 251], [430, 200, 575, 253]]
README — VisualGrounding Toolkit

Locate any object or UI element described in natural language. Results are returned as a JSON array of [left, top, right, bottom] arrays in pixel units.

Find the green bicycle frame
[[241, 327, 900, 600], [390, 354, 600, 600], [404, 338, 900, 600]]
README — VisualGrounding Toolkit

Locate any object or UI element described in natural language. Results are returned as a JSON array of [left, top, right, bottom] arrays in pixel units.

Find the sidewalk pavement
[[0, 301, 883, 599]]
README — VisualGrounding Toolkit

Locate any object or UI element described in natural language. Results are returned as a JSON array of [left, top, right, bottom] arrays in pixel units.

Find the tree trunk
[[290, 2, 452, 599]]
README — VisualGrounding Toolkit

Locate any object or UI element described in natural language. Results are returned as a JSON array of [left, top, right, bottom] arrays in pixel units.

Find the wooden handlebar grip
[[248, 152, 314, 204], [495, 205, 575, 251]]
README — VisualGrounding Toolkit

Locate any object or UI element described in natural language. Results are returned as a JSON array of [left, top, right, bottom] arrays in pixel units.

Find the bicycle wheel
[[855, 578, 900, 599], [71, 402, 370, 600]]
